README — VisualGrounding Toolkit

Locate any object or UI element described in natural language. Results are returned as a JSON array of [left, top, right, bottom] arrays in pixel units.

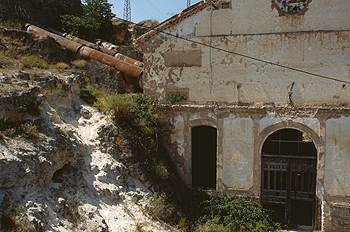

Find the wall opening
[[261, 129, 317, 227], [191, 126, 217, 189]]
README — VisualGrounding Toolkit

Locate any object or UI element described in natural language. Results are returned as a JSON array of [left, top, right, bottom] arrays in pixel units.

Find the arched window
[[261, 129, 317, 226], [191, 126, 217, 189]]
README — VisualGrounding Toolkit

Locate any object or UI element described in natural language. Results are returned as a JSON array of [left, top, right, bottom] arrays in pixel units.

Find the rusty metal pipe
[[99, 47, 117, 56], [78, 46, 143, 86], [65, 34, 96, 48], [26, 24, 143, 89], [27, 24, 143, 67], [114, 53, 143, 67], [98, 41, 144, 67]]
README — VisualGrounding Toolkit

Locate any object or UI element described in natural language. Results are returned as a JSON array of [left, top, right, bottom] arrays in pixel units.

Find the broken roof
[[138, 0, 220, 41]]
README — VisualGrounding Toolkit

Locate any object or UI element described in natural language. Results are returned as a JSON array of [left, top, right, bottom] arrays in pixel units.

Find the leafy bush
[[0, 205, 36, 232], [54, 62, 70, 69], [197, 191, 281, 232], [0, 19, 22, 30], [0, 122, 38, 139], [79, 85, 106, 105], [72, 59, 87, 69], [20, 55, 48, 69], [14, 205, 25, 213], [61, 0, 115, 42], [20, 123, 38, 139], [144, 192, 178, 223], [61, 14, 97, 41]]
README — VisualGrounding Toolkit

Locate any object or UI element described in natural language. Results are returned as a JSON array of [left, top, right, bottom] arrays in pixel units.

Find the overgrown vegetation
[[20, 55, 48, 69], [197, 192, 281, 232], [0, 21, 49, 70], [0, 20, 91, 71], [0, 205, 36, 232], [0, 122, 39, 139], [72, 59, 87, 69], [79, 85, 282, 231], [61, 0, 115, 42]]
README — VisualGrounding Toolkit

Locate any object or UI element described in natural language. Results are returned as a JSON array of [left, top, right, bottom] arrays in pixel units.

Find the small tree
[[61, 0, 115, 42]]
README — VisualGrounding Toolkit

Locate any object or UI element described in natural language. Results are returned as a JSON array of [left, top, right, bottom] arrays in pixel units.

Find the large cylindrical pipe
[[99, 47, 117, 56], [114, 53, 143, 67], [98, 41, 144, 67], [65, 34, 96, 47], [27, 25, 83, 54], [26, 24, 143, 89], [78, 46, 143, 83]]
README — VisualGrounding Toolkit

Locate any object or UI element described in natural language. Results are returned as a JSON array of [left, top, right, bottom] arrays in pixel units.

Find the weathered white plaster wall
[[144, 31, 350, 105], [259, 113, 320, 138], [171, 114, 185, 158], [222, 114, 254, 190], [142, 0, 350, 229], [161, 0, 350, 38], [325, 116, 350, 196]]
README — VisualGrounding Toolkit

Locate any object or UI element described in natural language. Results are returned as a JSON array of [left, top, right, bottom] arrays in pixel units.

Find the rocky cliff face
[[0, 69, 172, 231], [0, 0, 82, 29]]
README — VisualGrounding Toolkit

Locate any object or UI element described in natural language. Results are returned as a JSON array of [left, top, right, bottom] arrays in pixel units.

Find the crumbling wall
[[157, 0, 350, 38], [168, 105, 350, 230], [144, 30, 350, 105]]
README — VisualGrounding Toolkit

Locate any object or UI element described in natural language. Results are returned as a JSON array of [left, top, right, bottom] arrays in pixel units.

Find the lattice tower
[[187, 0, 191, 7], [123, 0, 131, 21]]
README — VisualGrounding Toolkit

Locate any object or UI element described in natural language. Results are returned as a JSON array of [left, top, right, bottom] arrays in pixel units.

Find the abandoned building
[[138, 0, 350, 231]]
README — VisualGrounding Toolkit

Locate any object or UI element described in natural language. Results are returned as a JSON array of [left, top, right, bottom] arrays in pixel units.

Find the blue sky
[[108, 0, 203, 23]]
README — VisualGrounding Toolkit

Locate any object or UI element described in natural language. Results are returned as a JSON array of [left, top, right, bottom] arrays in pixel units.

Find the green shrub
[[79, 85, 106, 105], [195, 219, 227, 232], [0, 19, 22, 30], [72, 59, 87, 69], [54, 62, 70, 69], [61, 0, 115, 42], [0, 123, 38, 139], [0, 127, 16, 138], [20, 123, 38, 138], [20, 55, 48, 69], [197, 191, 281, 232], [144, 193, 178, 223], [1, 205, 36, 232], [165, 92, 186, 104], [14, 205, 25, 213]]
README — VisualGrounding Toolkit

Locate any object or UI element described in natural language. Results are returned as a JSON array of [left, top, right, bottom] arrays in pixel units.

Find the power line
[[139, 24, 350, 85], [131, 0, 155, 20], [143, 0, 167, 18]]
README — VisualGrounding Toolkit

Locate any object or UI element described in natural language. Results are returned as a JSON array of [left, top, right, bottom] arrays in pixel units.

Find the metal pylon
[[123, 0, 131, 21], [187, 0, 191, 8]]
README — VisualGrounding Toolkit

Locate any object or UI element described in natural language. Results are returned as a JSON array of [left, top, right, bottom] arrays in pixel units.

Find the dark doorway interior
[[191, 126, 217, 189], [261, 129, 317, 227]]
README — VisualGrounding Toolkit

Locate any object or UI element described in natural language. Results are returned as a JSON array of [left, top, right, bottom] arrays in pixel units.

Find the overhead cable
[[138, 23, 350, 85]]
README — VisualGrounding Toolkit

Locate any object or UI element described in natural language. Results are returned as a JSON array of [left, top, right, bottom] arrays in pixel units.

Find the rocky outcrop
[[0, 70, 173, 231]]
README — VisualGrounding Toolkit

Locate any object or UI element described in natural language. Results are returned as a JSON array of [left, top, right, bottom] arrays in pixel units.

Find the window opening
[[191, 126, 217, 189]]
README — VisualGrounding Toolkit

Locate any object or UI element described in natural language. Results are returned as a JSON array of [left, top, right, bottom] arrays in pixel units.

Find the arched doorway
[[191, 126, 217, 189], [261, 128, 317, 226]]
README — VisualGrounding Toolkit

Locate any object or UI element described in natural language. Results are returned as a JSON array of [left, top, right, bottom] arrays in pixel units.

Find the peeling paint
[[141, 0, 350, 230]]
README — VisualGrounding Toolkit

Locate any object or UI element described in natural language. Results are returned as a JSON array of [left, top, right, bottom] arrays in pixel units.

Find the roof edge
[[137, 0, 220, 41]]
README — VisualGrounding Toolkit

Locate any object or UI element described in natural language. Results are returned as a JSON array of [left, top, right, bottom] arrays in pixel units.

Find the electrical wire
[[131, 0, 155, 20], [143, 0, 167, 19], [138, 22, 350, 85]]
